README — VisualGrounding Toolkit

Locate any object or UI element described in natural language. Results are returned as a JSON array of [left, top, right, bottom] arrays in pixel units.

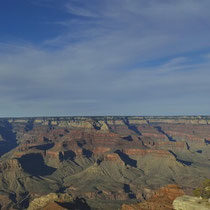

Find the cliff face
[[0, 116, 209, 209]]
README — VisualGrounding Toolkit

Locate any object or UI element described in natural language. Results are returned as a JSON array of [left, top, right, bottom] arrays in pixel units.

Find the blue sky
[[0, 0, 210, 117]]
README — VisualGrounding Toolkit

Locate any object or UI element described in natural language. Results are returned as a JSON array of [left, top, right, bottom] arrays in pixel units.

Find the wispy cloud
[[0, 0, 210, 116]]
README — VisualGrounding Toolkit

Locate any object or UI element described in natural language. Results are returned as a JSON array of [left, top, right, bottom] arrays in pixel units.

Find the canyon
[[0, 116, 210, 209]]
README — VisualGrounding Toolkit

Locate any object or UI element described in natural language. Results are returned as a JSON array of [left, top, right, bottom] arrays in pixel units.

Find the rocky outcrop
[[173, 195, 210, 210], [122, 185, 185, 210], [28, 193, 73, 210], [28, 193, 91, 210]]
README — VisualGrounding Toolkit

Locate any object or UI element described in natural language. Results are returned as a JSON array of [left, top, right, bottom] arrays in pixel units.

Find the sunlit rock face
[[173, 195, 210, 210], [0, 116, 210, 209]]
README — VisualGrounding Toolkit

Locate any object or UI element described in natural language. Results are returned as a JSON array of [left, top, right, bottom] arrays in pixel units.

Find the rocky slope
[[0, 116, 209, 209]]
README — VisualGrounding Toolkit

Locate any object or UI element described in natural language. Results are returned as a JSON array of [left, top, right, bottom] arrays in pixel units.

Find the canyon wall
[[0, 116, 209, 209]]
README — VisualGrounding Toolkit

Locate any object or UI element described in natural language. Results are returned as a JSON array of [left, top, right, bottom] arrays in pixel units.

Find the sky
[[0, 0, 210, 117]]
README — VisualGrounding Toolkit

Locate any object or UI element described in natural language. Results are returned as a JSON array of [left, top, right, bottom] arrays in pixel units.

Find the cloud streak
[[0, 0, 210, 116]]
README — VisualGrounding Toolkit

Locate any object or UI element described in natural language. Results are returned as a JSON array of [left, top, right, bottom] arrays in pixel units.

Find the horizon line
[[0, 115, 210, 119]]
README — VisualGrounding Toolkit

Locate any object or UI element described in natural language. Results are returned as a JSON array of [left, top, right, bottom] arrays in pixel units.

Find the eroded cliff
[[0, 116, 209, 209]]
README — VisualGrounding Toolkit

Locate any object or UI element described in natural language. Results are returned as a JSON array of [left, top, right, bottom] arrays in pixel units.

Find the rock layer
[[0, 116, 209, 209]]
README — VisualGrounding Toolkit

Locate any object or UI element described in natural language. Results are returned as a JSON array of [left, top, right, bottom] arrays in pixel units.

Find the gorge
[[0, 116, 210, 209]]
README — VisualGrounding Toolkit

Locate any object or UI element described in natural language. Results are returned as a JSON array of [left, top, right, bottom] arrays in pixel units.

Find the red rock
[[122, 185, 185, 210]]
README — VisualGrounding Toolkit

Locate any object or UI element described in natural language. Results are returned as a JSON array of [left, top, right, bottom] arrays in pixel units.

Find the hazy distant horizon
[[1, 115, 210, 119]]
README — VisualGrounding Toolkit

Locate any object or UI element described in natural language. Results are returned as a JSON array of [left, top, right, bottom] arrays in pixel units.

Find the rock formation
[[173, 195, 210, 210], [122, 184, 185, 210], [0, 116, 209, 209], [28, 193, 73, 210]]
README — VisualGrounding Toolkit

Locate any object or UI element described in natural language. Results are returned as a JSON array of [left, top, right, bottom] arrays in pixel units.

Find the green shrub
[[194, 179, 210, 199], [203, 179, 210, 188], [193, 188, 202, 197]]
